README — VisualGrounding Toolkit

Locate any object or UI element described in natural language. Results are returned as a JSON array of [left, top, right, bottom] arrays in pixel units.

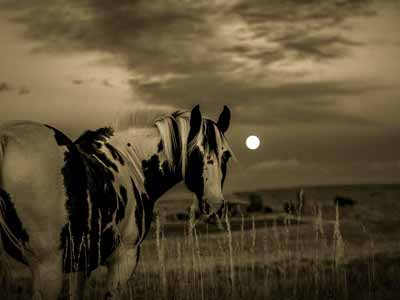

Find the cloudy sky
[[1, 0, 400, 192]]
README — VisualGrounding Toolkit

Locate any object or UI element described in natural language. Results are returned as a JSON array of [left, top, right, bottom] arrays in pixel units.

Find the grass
[[1, 185, 400, 299], [121, 207, 400, 300]]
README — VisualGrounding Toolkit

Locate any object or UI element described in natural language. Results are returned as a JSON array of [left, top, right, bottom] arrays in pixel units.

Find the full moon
[[246, 135, 260, 150]]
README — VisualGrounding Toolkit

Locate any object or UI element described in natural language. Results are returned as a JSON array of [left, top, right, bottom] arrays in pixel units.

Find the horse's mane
[[113, 107, 177, 130], [155, 111, 235, 176], [114, 108, 234, 177]]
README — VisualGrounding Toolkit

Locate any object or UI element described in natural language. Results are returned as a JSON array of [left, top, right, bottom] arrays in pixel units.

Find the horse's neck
[[111, 127, 182, 202]]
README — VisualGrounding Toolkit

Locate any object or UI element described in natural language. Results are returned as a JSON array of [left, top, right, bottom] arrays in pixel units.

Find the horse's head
[[184, 105, 232, 222]]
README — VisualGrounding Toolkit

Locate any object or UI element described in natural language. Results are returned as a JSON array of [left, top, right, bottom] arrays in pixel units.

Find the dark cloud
[[0, 81, 30, 95], [230, 1, 374, 37], [1, 0, 378, 128], [0, 82, 13, 93], [11, 0, 370, 64], [102, 79, 113, 88], [132, 77, 383, 125], [17, 86, 30, 95], [72, 79, 84, 85], [276, 35, 364, 60]]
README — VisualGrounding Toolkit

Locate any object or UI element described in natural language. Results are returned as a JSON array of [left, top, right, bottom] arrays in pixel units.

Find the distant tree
[[227, 202, 242, 217], [334, 195, 356, 207], [263, 205, 273, 213], [247, 194, 263, 213]]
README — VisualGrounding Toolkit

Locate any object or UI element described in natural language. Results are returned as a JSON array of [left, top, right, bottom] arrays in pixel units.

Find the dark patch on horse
[[170, 117, 182, 165], [60, 129, 129, 275], [60, 143, 91, 274], [0, 189, 29, 265], [204, 120, 219, 157], [131, 179, 144, 244], [131, 153, 182, 244], [184, 147, 205, 209], [157, 140, 163, 153], [45, 124, 73, 146], [105, 143, 125, 165], [75, 127, 114, 145], [142, 154, 181, 201], [75, 127, 119, 172], [116, 185, 128, 222], [131, 179, 155, 244], [221, 151, 231, 187], [100, 226, 121, 265]]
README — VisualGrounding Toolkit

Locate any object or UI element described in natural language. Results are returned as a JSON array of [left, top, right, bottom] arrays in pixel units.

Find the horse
[[0, 105, 233, 300]]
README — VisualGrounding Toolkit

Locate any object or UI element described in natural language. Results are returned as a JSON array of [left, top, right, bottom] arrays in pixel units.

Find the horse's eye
[[222, 151, 231, 162]]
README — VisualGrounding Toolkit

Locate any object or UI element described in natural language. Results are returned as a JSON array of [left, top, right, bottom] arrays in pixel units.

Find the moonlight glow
[[246, 135, 260, 150]]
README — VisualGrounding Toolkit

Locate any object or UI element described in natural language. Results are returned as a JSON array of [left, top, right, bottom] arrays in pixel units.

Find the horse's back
[[0, 121, 71, 259], [0, 121, 69, 190]]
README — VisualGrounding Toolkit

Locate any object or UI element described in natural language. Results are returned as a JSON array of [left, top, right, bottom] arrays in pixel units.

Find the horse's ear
[[217, 105, 231, 133], [188, 105, 202, 141]]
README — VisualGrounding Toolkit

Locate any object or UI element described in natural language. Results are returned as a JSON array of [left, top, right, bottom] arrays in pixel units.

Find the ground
[[1, 184, 400, 299]]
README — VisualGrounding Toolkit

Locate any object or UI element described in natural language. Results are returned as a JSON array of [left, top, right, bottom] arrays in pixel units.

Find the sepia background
[[1, 0, 400, 191], [1, 1, 400, 299]]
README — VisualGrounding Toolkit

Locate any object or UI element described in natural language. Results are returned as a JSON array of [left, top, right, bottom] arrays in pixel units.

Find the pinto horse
[[0, 105, 233, 299]]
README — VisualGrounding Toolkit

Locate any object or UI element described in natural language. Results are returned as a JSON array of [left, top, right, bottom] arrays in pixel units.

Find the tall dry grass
[[128, 206, 396, 300], [1, 206, 399, 300]]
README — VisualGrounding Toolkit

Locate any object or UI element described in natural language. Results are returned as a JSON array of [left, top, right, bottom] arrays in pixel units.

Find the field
[[1, 184, 400, 299]]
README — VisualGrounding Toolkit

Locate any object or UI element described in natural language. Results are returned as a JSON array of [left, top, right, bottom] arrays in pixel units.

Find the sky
[[0, 0, 400, 192]]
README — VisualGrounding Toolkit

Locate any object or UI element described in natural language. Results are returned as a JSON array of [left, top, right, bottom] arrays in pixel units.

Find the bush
[[334, 195, 356, 207], [226, 203, 242, 217], [246, 194, 263, 213], [263, 205, 273, 213]]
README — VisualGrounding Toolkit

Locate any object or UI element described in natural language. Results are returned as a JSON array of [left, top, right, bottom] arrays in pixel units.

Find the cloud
[[0, 1, 382, 126], [132, 77, 382, 125], [102, 79, 113, 88], [0, 81, 30, 95], [17, 86, 30, 95], [0, 82, 13, 93], [72, 79, 84, 85], [249, 159, 301, 171], [237, 158, 400, 189], [276, 35, 364, 60]]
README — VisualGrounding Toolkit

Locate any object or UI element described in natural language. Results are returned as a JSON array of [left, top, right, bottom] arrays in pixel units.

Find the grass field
[[1, 184, 400, 299]]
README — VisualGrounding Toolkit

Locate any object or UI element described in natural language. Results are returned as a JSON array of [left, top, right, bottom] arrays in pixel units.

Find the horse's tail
[[0, 136, 25, 257], [0, 135, 4, 186], [0, 135, 3, 242], [0, 135, 7, 252]]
